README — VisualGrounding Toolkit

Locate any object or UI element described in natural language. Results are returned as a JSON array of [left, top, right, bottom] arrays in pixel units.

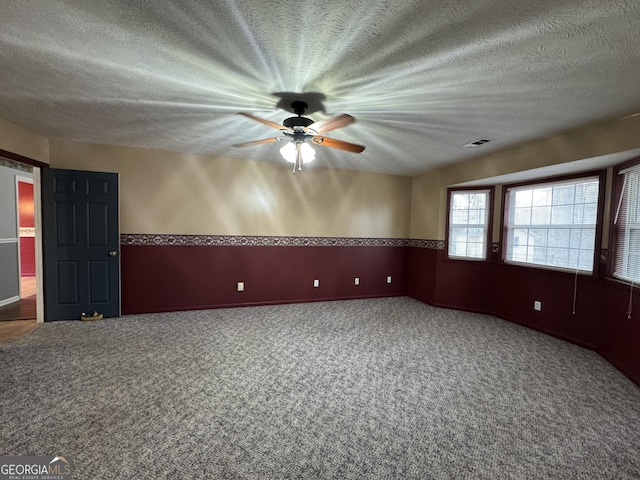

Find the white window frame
[[447, 188, 491, 261], [504, 175, 601, 273]]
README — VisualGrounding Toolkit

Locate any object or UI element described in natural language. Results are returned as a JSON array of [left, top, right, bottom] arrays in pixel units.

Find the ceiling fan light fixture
[[299, 142, 316, 163], [280, 142, 298, 163], [235, 102, 364, 173], [280, 141, 315, 164]]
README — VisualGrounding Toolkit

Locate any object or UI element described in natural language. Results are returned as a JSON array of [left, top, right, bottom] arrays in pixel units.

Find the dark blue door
[[42, 168, 119, 321]]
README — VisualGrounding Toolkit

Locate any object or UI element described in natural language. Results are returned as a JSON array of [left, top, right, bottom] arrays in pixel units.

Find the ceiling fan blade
[[308, 114, 356, 134], [232, 137, 281, 148], [238, 112, 289, 131], [311, 136, 365, 153]]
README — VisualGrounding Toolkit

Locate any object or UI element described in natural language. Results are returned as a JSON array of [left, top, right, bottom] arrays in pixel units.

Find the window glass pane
[[532, 187, 551, 206], [448, 190, 490, 260], [529, 229, 548, 246], [505, 176, 599, 272], [548, 229, 570, 247], [578, 249, 593, 271], [548, 247, 569, 267], [468, 209, 484, 224], [551, 205, 574, 224], [472, 193, 486, 209], [514, 190, 532, 208], [468, 227, 484, 238], [527, 245, 546, 264], [584, 182, 599, 202], [451, 210, 469, 224], [451, 242, 467, 256], [514, 207, 531, 225], [452, 193, 469, 209], [575, 183, 586, 204], [531, 206, 551, 224], [552, 185, 575, 205], [466, 243, 484, 258]]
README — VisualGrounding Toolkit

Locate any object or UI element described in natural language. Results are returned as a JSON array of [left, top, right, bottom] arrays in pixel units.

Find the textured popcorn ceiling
[[1, 0, 640, 176]]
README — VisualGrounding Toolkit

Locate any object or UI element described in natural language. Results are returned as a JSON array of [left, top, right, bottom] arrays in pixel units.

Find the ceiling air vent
[[462, 138, 494, 148]]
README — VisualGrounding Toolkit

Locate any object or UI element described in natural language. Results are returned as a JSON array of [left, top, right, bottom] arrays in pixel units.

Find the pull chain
[[627, 280, 634, 319]]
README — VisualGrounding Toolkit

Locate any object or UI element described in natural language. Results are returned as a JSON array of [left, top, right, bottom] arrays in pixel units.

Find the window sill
[[498, 260, 600, 280], [444, 255, 491, 264], [603, 276, 640, 292]]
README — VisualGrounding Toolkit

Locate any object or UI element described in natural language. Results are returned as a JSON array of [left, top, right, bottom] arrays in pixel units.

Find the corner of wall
[[0, 119, 50, 164]]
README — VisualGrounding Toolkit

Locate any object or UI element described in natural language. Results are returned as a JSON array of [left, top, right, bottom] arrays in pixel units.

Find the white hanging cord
[[292, 145, 303, 173], [620, 174, 634, 319], [627, 280, 634, 319], [292, 146, 299, 174], [298, 146, 303, 172], [572, 268, 579, 315], [614, 174, 627, 225], [572, 184, 588, 315]]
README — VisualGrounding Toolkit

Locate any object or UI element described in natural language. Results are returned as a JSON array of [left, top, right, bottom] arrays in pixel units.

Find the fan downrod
[[283, 101, 314, 129], [291, 101, 308, 116]]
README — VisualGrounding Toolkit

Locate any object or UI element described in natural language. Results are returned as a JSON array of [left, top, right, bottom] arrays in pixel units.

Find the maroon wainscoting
[[407, 247, 437, 305], [433, 251, 496, 314], [121, 245, 407, 314], [600, 281, 640, 386], [489, 264, 602, 349], [408, 247, 603, 348], [407, 246, 640, 387], [120, 239, 639, 387]]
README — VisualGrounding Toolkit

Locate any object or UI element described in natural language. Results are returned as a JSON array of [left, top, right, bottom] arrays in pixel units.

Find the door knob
[[109, 251, 118, 257]]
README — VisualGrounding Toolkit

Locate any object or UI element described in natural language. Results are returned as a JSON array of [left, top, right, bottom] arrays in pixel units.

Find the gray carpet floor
[[1, 297, 639, 479]]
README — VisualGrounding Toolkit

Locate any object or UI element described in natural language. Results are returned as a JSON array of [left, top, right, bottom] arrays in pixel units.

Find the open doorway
[[17, 176, 36, 311], [0, 157, 42, 330]]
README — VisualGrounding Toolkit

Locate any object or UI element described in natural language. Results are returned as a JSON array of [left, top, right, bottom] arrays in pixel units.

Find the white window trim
[[447, 189, 491, 261]]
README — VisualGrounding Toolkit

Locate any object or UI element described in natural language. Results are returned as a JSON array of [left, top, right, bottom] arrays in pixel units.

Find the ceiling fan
[[233, 101, 365, 173]]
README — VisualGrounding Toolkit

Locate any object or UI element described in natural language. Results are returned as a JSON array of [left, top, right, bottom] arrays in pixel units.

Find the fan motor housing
[[283, 116, 314, 128]]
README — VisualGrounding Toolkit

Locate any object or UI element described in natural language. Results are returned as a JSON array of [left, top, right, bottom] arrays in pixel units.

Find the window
[[613, 163, 640, 283], [504, 176, 600, 272], [448, 189, 491, 260]]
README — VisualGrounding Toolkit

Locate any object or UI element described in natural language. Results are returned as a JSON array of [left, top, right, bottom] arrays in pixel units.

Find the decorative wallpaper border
[[121, 234, 410, 248], [0, 156, 33, 173], [120, 235, 607, 258], [406, 239, 445, 250]]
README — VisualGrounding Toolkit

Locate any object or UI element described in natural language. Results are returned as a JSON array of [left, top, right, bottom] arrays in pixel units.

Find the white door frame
[[13, 170, 43, 323], [34, 168, 44, 323]]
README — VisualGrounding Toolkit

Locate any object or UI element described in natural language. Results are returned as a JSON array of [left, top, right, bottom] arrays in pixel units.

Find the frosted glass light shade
[[280, 142, 297, 163], [299, 143, 315, 163]]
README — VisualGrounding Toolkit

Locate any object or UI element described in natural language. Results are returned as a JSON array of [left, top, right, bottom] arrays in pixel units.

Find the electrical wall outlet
[[313, 279, 319, 288], [237, 282, 244, 292], [387, 276, 392, 284], [534, 300, 542, 311], [354, 277, 360, 285]]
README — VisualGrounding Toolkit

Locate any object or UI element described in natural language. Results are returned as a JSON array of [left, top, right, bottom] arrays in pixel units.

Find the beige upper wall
[[49, 139, 412, 238], [0, 119, 49, 164], [4, 114, 637, 242], [410, 115, 640, 240]]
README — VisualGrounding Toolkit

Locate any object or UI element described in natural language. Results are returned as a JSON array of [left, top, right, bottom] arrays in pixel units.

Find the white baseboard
[[0, 295, 20, 308]]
